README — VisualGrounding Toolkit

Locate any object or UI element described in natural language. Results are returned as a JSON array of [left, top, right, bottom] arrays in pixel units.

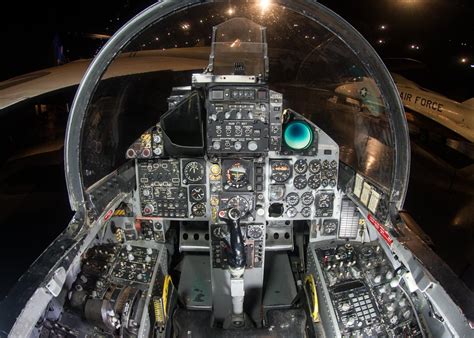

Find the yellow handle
[[162, 275, 173, 318], [304, 274, 319, 322]]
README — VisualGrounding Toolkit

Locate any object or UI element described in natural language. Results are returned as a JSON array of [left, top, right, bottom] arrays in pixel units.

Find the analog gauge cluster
[[293, 159, 338, 191], [267, 155, 338, 220], [283, 191, 314, 219], [189, 185, 207, 218], [181, 160, 208, 218]]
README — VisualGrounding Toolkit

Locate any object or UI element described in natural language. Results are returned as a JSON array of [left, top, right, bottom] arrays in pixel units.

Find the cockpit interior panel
[[1, 1, 472, 337]]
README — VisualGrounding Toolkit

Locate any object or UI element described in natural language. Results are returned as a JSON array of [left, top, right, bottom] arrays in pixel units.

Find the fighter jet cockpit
[[1, 1, 472, 337]]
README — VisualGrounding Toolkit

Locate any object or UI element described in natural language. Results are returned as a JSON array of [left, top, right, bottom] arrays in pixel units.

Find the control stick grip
[[221, 208, 246, 270]]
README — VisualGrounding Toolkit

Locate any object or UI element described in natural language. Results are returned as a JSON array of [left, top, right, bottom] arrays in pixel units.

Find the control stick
[[219, 208, 247, 326], [220, 208, 246, 273]]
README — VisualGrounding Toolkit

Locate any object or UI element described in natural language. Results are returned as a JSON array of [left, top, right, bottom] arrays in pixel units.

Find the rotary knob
[[234, 141, 242, 151], [247, 141, 258, 151], [153, 147, 162, 156], [143, 204, 154, 215], [212, 141, 221, 150]]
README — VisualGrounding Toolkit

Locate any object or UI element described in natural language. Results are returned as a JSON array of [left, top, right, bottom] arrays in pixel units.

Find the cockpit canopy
[[65, 0, 408, 226]]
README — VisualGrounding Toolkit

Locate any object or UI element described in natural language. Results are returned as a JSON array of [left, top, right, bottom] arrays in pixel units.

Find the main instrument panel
[[134, 86, 340, 226]]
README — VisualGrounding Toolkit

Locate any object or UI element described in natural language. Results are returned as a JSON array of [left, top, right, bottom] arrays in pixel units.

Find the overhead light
[[259, 0, 271, 11]]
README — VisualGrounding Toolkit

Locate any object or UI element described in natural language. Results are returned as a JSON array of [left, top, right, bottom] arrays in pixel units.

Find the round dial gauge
[[226, 162, 248, 188], [294, 159, 308, 174], [308, 175, 321, 189], [184, 161, 205, 183], [270, 185, 286, 201], [190, 186, 205, 202], [301, 207, 312, 218], [227, 196, 251, 214], [301, 192, 314, 205], [318, 194, 332, 208], [326, 169, 337, 179], [322, 179, 329, 187], [293, 175, 308, 190], [285, 192, 300, 206], [191, 203, 206, 217], [309, 160, 321, 174], [330, 160, 338, 168], [286, 207, 298, 218], [322, 160, 330, 169], [247, 226, 263, 239], [329, 179, 337, 187], [323, 221, 338, 235], [271, 161, 292, 182]]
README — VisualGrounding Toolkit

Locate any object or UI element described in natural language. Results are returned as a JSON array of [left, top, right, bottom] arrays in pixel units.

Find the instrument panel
[[310, 243, 425, 336], [135, 85, 340, 224]]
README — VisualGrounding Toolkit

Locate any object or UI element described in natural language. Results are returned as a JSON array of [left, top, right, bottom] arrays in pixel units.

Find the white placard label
[[368, 190, 381, 213], [354, 174, 363, 197], [360, 182, 372, 206]]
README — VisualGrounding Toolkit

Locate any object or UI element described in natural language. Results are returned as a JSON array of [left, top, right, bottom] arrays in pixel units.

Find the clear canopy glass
[[65, 0, 409, 223]]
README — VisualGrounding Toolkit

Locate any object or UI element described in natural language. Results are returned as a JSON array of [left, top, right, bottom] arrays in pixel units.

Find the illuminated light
[[470, 64, 474, 68], [380, 25, 387, 30], [230, 39, 241, 48], [181, 23, 190, 30], [398, 0, 420, 4], [284, 121, 314, 150], [377, 39, 384, 44], [227, 7, 235, 15], [460, 57, 468, 64], [259, 0, 271, 11]]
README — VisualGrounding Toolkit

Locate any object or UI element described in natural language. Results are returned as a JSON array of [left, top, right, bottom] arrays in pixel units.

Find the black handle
[[221, 208, 246, 270]]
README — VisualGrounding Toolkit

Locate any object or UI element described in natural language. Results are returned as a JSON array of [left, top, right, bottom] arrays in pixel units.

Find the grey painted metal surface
[[178, 255, 213, 310]]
